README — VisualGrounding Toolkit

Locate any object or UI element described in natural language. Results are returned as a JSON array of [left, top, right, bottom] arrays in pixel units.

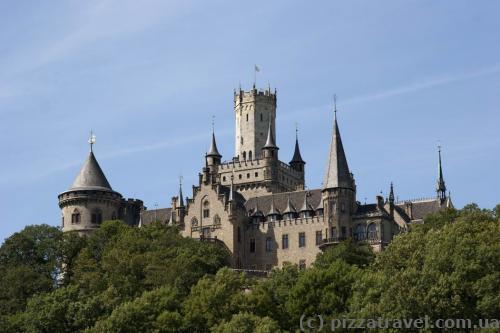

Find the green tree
[[90, 286, 182, 333], [0, 224, 62, 315], [245, 264, 299, 330], [182, 268, 248, 332], [314, 239, 374, 269], [211, 312, 281, 333]]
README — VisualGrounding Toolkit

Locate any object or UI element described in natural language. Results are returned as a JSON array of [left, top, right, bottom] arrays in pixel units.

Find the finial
[[333, 94, 337, 119], [211, 115, 215, 134], [88, 130, 96, 152], [295, 122, 298, 140]]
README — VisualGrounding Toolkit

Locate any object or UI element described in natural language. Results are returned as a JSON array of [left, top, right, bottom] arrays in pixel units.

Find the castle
[[58, 85, 452, 270]]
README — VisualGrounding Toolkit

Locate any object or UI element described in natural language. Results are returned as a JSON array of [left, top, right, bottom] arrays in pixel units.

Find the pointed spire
[[436, 145, 447, 200], [70, 139, 112, 191], [290, 124, 305, 165], [268, 195, 279, 216], [178, 176, 185, 207], [263, 120, 278, 149], [389, 182, 395, 204], [207, 121, 222, 158], [300, 191, 312, 212], [283, 193, 296, 214], [323, 95, 353, 190]]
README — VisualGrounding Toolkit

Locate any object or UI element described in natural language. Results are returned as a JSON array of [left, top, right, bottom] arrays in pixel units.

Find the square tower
[[234, 86, 277, 160]]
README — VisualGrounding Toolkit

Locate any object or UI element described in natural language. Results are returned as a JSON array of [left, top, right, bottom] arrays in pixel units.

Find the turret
[[58, 132, 123, 235], [234, 86, 277, 160], [289, 127, 305, 173], [206, 129, 222, 166], [176, 177, 186, 226], [436, 146, 447, 202], [261, 121, 279, 160], [321, 97, 356, 239]]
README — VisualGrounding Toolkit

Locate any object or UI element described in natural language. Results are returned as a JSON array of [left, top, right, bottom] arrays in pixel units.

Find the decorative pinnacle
[[211, 115, 215, 134], [333, 94, 337, 118], [88, 130, 96, 152], [295, 122, 298, 140]]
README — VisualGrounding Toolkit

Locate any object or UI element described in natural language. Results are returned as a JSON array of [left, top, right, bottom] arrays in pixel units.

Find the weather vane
[[88, 130, 96, 151], [211, 115, 215, 133], [295, 122, 298, 139]]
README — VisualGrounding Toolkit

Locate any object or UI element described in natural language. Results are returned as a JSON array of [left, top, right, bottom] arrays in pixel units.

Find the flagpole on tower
[[254, 65, 260, 88]]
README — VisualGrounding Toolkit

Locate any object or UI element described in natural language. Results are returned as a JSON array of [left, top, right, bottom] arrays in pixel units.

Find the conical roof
[[323, 113, 352, 190], [263, 121, 278, 150], [290, 137, 305, 164], [207, 132, 222, 157], [70, 151, 112, 191]]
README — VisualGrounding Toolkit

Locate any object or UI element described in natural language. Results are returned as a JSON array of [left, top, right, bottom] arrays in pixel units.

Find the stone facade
[[60, 85, 452, 270]]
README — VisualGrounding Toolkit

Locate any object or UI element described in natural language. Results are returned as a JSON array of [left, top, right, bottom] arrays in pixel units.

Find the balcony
[[318, 237, 348, 250]]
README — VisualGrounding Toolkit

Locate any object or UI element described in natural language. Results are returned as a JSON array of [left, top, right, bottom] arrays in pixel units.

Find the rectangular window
[[203, 209, 210, 218], [282, 234, 289, 249], [341, 226, 347, 238], [265, 237, 272, 252], [316, 230, 322, 245], [255, 172, 258, 177], [250, 238, 256, 253], [299, 232, 306, 248], [299, 259, 306, 270]]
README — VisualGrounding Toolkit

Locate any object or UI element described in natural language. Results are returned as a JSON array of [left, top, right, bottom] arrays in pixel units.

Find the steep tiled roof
[[140, 208, 172, 225], [245, 189, 322, 215], [323, 113, 353, 189], [396, 198, 444, 221], [70, 151, 112, 191]]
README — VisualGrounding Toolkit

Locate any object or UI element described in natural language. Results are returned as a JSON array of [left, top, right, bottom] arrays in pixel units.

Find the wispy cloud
[[344, 64, 500, 105], [285, 64, 500, 118]]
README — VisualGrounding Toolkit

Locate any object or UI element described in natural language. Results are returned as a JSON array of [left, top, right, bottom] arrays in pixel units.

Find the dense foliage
[[0, 204, 498, 332]]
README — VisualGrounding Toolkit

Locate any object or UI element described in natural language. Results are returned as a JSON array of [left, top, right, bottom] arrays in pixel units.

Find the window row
[[68, 209, 111, 225], [222, 171, 259, 182], [249, 231, 324, 253]]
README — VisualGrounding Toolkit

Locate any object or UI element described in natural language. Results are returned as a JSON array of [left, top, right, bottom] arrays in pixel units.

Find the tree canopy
[[0, 203, 498, 332]]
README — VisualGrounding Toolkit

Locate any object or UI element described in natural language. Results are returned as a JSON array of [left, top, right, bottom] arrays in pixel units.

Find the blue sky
[[1, 0, 499, 242]]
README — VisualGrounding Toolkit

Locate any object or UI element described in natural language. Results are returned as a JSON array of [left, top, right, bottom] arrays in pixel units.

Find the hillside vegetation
[[0, 204, 498, 332]]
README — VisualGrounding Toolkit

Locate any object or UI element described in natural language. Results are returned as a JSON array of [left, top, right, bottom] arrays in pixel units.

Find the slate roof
[[396, 198, 444, 221], [70, 151, 113, 191], [290, 138, 305, 164], [246, 189, 322, 216], [323, 114, 352, 190], [207, 132, 222, 157], [140, 208, 172, 225], [263, 121, 278, 149]]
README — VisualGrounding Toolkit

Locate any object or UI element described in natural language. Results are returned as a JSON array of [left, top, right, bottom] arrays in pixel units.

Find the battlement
[[234, 87, 277, 106], [249, 215, 326, 232]]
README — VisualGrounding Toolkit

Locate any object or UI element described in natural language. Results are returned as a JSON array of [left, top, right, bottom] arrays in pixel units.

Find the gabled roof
[[245, 189, 322, 216], [70, 151, 112, 191], [323, 113, 353, 190]]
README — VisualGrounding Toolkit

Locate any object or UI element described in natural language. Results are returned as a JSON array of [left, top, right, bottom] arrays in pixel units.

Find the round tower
[[58, 137, 123, 236]]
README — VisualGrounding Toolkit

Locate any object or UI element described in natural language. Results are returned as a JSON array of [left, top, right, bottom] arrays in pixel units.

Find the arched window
[[354, 224, 366, 241], [191, 217, 198, 227], [91, 209, 103, 224], [367, 223, 378, 241], [249, 150, 252, 160], [213, 214, 221, 226], [242, 151, 246, 160], [71, 209, 81, 224], [260, 113, 263, 121], [203, 200, 210, 218]]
